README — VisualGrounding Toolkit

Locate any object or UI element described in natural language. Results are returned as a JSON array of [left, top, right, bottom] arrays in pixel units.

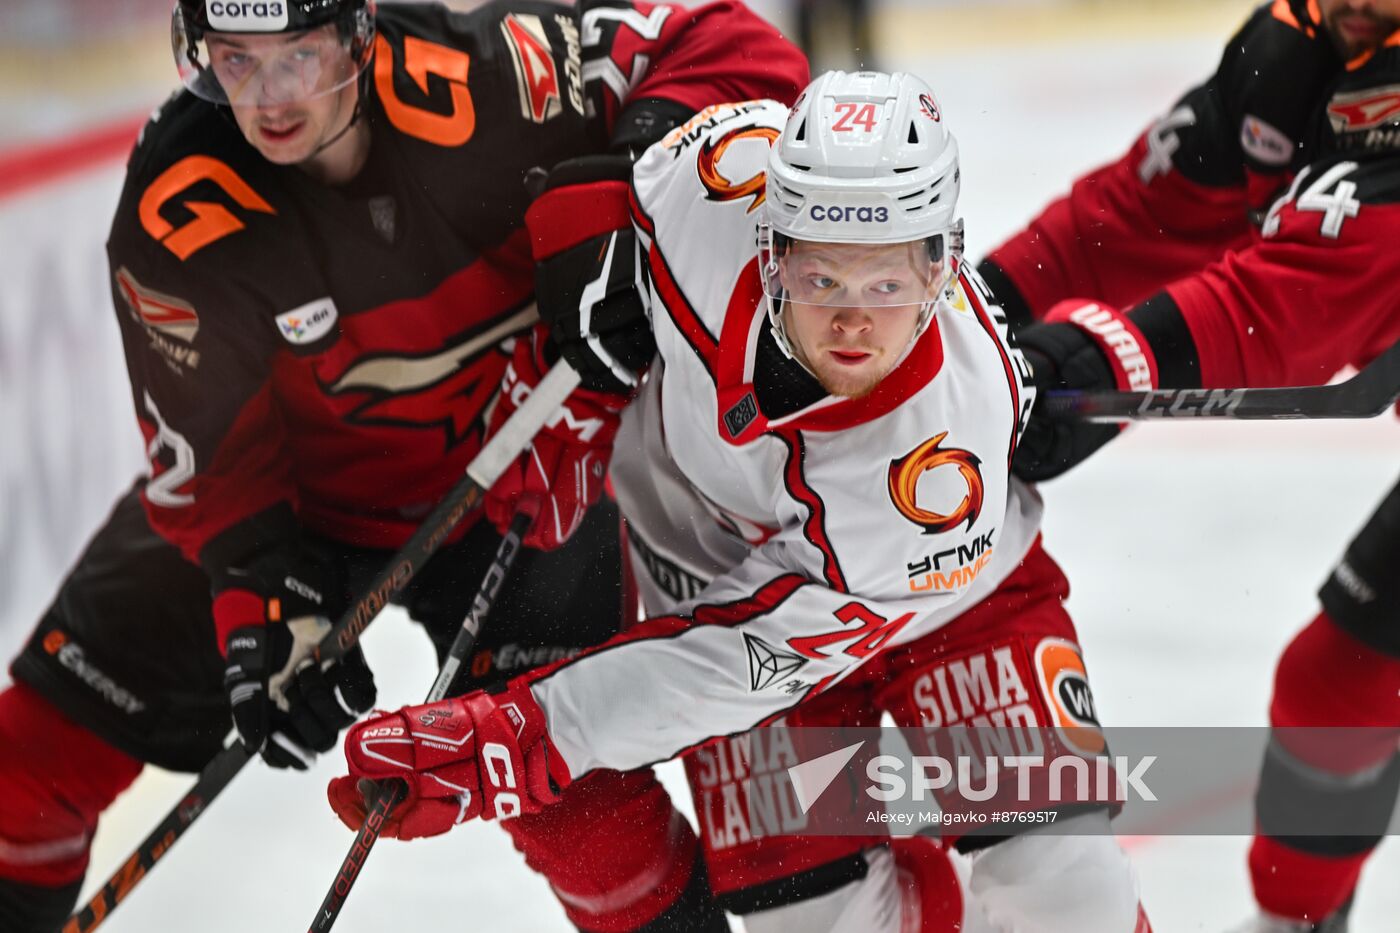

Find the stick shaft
[[309, 512, 533, 933], [1044, 337, 1400, 422], [65, 363, 577, 932]]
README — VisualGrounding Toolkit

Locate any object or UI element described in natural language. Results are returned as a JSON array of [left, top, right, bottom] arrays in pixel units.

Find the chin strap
[[306, 74, 369, 163]]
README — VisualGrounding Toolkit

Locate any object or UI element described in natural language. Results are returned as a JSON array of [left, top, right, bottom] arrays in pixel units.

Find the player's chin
[[817, 366, 883, 400], [252, 123, 316, 163]]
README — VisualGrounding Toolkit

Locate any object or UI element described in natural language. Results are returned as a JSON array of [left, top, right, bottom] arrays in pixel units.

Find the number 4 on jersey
[[1262, 160, 1360, 239]]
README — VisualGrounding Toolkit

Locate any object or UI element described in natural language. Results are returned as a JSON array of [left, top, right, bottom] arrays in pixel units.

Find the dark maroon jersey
[[107, 0, 808, 569], [984, 1, 1342, 319]]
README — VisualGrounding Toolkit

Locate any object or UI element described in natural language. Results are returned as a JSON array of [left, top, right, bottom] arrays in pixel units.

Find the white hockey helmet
[[760, 70, 964, 363]]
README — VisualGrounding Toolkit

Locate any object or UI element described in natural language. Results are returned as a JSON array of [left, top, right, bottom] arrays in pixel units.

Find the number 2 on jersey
[[788, 603, 913, 660]]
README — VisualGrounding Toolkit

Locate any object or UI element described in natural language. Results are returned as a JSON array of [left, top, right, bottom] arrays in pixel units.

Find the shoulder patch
[[373, 33, 476, 148], [1240, 113, 1295, 166], [660, 100, 775, 157], [115, 267, 199, 343], [138, 155, 275, 260], [501, 12, 583, 122], [1327, 82, 1400, 133], [697, 125, 781, 213]]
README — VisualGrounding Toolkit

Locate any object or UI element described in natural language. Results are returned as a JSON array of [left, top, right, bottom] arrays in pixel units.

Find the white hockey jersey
[[529, 99, 1044, 777]]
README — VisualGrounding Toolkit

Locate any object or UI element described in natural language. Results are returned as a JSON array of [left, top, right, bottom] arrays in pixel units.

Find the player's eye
[[217, 51, 250, 70], [806, 275, 836, 290], [872, 280, 902, 295]]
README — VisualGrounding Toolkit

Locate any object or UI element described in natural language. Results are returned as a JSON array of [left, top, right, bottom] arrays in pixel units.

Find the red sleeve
[[132, 375, 294, 566], [109, 174, 296, 567], [986, 125, 1253, 318], [583, 0, 809, 130], [1163, 175, 1400, 390]]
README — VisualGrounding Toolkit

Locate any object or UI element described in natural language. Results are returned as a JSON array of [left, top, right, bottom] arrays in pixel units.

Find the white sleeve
[[531, 524, 976, 776]]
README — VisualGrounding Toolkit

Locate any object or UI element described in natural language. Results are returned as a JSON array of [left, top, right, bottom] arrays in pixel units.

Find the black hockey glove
[[213, 542, 376, 770], [525, 154, 655, 395], [1012, 300, 1159, 483]]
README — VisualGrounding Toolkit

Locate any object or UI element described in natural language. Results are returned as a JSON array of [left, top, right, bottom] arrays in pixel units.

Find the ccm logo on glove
[[502, 364, 610, 442]]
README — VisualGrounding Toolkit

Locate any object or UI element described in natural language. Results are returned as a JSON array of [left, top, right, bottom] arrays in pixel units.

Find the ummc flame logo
[[696, 125, 781, 213], [888, 432, 984, 534]]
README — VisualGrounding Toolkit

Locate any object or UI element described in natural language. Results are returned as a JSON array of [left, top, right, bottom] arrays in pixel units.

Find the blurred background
[[0, 0, 1258, 150], [3, 1, 1398, 931]]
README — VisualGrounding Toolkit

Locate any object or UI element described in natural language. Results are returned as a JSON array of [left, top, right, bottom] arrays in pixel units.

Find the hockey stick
[[308, 508, 533, 933], [64, 362, 580, 933], [1043, 335, 1400, 422]]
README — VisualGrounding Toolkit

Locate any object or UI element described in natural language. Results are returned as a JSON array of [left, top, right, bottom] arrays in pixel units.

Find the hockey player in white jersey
[[328, 71, 1152, 932]]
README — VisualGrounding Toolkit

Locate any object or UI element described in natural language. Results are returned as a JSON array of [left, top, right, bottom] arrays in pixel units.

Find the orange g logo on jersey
[[697, 126, 780, 213], [888, 432, 984, 535], [138, 156, 275, 260], [375, 34, 476, 147]]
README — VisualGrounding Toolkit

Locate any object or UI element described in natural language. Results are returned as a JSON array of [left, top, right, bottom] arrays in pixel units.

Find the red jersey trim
[[777, 431, 848, 594], [525, 572, 810, 686], [712, 267, 947, 438], [631, 188, 719, 381]]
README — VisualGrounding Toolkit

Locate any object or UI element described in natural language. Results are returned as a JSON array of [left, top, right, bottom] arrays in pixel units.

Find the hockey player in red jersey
[[981, 2, 1400, 930], [329, 70, 1155, 932], [0, 1, 807, 930]]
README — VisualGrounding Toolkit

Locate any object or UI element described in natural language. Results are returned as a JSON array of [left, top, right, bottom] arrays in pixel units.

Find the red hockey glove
[[326, 680, 571, 840], [527, 154, 656, 394], [1012, 299, 1160, 483], [484, 325, 625, 551]]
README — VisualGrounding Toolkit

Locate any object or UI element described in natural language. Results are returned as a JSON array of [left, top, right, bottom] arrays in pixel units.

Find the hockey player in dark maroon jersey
[[0, 1, 807, 930], [982, 2, 1400, 930]]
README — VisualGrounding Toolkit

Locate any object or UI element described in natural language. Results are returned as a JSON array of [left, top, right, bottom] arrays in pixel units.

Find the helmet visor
[[173, 10, 371, 106], [760, 234, 949, 310]]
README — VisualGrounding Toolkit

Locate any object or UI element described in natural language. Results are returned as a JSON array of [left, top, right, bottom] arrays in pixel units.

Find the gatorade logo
[[207, 1, 288, 31]]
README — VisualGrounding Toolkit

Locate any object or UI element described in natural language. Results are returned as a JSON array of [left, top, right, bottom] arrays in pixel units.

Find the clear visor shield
[[173, 12, 370, 107], [759, 234, 954, 311]]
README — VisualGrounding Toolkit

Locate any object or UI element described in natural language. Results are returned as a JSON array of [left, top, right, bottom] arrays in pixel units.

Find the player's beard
[[1323, 5, 1400, 58], [808, 347, 890, 400]]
